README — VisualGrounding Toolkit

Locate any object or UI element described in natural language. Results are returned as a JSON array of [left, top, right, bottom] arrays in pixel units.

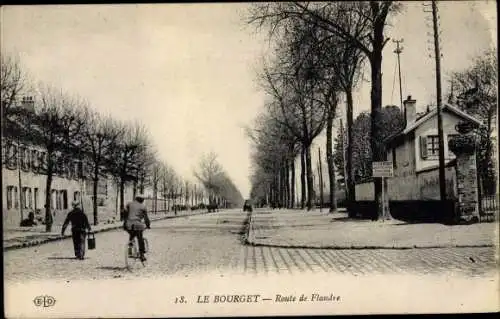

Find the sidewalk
[[246, 209, 499, 249], [3, 209, 216, 251]]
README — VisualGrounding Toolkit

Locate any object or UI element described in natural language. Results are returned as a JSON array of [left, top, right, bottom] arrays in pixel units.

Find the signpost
[[372, 161, 394, 221], [372, 161, 393, 178]]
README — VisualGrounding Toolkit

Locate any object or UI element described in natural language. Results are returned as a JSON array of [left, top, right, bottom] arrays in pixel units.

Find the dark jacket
[[62, 208, 91, 233]]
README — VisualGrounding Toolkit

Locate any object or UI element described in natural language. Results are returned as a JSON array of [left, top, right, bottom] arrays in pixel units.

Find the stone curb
[[245, 240, 495, 250], [3, 210, 218, 252], [245, 212, 495, 250]]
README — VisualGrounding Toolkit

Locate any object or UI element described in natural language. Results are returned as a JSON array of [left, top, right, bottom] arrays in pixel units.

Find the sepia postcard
[[2, 2, 499, 317]]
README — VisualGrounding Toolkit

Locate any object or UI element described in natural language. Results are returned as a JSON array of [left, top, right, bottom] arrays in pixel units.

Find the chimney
[[21, 96, 35, 112], [403, 95, 416, 126]]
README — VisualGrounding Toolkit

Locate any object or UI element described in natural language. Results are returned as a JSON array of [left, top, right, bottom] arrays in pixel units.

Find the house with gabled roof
[[357, 95, 484, 202], [386, 95, 483, 179], [352, 95, 489, 223]]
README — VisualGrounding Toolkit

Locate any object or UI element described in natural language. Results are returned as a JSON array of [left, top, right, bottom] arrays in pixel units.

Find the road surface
[[4, 209, 497, 283]]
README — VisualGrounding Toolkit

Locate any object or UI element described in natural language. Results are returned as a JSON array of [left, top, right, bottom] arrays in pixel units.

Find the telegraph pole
[[339, 119, 348, 197], [393, 39, 404, 117], [431, 0, 447, 200]]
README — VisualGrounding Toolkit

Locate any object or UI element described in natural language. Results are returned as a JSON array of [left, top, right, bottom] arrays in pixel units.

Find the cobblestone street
[[243, 245, 496, 277], [4, 209, 498, 283]]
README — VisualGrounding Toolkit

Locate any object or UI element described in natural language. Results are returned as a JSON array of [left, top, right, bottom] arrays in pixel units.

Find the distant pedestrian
[[20, 211, 37, 227], [62, 201, 92, 260]]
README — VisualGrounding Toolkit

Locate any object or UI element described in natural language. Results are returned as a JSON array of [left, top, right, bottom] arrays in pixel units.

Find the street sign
[[372, 161, 393, 178]]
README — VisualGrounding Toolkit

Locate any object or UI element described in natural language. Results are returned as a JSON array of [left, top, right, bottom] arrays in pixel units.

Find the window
[[61, 190, 68, 209], [420, 135, 440, 159], [2, 143, 7, 164], [447, 134, 459, 157], [31, 150, 39, 172], [20, 146, 30, 171], [22, 187, 31, 209], [73, 161, 80, 180], [74, 191, 80, 202], [426, 135, 440, 157], [56, 155, 64, 176], [6, 186, 14, 209], [34, 188, 39, 210], [38, 151, 47, 173], [14, 186, 19, 208], [6, 143, 17, 169], [51, 190, 57, 210]]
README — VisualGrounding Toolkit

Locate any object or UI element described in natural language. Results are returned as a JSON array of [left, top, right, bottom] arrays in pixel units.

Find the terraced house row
[[1, 134, 125, 228]]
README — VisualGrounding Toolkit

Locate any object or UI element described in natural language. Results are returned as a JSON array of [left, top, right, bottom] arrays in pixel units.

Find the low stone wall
[[355, 166, 457, 201], [347, 200, 457, 224]]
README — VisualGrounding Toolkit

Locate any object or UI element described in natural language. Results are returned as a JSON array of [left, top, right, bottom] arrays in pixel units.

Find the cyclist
[[123, 194, 151, 262]]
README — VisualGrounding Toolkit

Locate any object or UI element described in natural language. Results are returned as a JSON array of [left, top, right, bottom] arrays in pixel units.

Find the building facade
[[356, 96, 483, 201]]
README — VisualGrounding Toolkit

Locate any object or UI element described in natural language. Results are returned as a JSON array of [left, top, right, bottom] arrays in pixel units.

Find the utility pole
[[431, 0, 447, 201], [393, 39, 404, 118], [339, 119, 348, 197]]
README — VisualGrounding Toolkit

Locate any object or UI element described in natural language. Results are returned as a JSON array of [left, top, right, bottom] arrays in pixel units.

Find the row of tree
[[1, 54, 243, 231], [194, 152, 245, 208], [246, 2, 497, 216], [246, 2, 402, 215]]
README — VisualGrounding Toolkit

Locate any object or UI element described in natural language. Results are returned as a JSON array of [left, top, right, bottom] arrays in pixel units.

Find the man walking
[[62, 201, 92, 260]]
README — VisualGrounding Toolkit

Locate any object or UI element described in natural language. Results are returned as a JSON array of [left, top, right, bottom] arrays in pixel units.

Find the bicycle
[[125, 235, 149, 270]]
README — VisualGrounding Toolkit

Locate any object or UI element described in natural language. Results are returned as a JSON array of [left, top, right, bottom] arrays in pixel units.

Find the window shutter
[[420, 136, 428, 159]]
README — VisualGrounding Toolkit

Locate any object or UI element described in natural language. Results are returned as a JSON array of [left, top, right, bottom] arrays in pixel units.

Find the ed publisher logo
[[33, 295, 56, 308]]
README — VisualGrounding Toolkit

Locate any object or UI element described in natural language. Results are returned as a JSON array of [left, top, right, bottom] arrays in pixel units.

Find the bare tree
[[194, 151, 224, 205], [247, 1, 402, 218], [82, 111, 123, 225], [29, 85, 88, 232], [110, 122, 150, 219], [160, 164, 177, 211], [259, 20, 329, 210], [1, 53, 29, 113], [149, 160, 163, 214], [248, 111, 300, 209], [194, 152, 243, 209]]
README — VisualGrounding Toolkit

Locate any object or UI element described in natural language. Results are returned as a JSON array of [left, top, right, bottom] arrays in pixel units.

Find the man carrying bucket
[[62, 200, 92, 260]]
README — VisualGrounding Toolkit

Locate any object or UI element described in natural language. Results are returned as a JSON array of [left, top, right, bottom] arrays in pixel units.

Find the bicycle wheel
[[125, 240, 140, 270], [140, 238, 149, 267]]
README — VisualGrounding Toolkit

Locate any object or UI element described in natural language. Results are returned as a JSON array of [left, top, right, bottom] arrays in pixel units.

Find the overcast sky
[[1, 2, 496, 198]]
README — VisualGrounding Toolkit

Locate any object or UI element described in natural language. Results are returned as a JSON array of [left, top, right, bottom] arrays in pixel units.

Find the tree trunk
[[119, 177, 125, 220], [283, 160, 288, 207], [305, 144, 314, 211], [345, 89, 356, 206], [369, 33, 389, 220], [300, 145, 306, 209], [133, 178, 137, 199], [44, 158, 54, 233], [153, 183, 157, 214], [326, 107, 337, 213], [115, 179, 119, 217], [318, 147, 324, 211], [139, 175, 145, 194], [92, 169, 99, 225], [290, 158, 295, 208]]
